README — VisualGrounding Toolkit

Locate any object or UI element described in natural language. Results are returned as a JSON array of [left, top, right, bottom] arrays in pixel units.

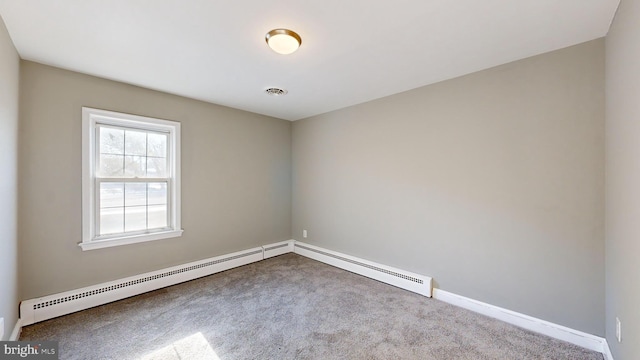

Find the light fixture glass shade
[[266, 29, 301, 55]]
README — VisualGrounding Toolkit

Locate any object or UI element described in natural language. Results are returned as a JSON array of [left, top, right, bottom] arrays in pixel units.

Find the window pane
[[100, 182, 124, 208], [125, 206, 147, 232], [148, 133, 167, 158], [125, 130, 147, 156], [99, 127, 124, 155], [148, 182, 167, 205], [100, 207, 124, 235], [147, 157, 167, 177], [98, 154, 124, 177], [125, 183, 147, 207], [124, 155, 147, 177], [148, 205, 168, 229]]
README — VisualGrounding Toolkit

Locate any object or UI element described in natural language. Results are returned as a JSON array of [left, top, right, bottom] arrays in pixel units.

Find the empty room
[[0, 0, 638, 359]]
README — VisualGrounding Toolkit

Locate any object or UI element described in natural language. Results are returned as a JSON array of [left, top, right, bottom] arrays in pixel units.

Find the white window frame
[[81, 107, 183, 251]]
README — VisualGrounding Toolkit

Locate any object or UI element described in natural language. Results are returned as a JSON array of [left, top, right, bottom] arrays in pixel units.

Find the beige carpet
[[20, 253, 603, 359]]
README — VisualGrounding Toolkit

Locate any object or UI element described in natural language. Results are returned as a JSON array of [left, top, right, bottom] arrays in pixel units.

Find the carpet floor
[[20, 253, 603, 360]]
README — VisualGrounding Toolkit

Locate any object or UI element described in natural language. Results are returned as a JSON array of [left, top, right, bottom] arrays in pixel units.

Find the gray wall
[[0, 15, 19, 339], [19, 61, 291, 300], [605, 0, 640, 357], [292, 40, 605, 335]]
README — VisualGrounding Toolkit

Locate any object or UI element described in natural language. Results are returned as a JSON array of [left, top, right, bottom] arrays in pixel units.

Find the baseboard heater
[[263, 241, 294, 259], [17, 240, 605, 357], [19, 239, 431, 326], [294, 242, 432, 297], [20, 241, 294, 326]]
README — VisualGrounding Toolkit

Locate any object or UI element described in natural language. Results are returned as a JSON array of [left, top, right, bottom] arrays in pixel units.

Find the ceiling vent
[[265, 88, 288, 96]]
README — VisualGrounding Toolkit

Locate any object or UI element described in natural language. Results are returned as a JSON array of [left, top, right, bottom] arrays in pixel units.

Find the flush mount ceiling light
[[265, 29, 302, 55]]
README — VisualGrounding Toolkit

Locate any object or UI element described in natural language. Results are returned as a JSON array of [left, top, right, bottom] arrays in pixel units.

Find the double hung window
[[81, 107, 182, 250]]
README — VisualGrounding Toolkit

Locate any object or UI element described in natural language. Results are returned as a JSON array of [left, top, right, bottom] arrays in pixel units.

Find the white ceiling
[[0, 0, 619, 121]]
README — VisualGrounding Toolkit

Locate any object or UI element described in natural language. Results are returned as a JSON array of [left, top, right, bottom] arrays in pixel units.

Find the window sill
[[79, 229, 184, 251]]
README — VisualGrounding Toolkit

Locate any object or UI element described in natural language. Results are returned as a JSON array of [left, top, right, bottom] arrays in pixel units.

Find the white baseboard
[[432, 288, 608, 355], [602, 339, 614, 360], [293, 241, 432, 297], [10, 318, 22, 341], [19, 241, 295, 326]]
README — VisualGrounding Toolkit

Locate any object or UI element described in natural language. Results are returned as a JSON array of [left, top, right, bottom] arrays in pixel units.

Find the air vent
[[265, 88, 288, 96]]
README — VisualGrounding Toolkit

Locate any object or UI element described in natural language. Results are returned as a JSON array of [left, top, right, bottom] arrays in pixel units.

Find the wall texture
[[0, 15, 19, 339], [605, 0, 640, 357], [292, 39, 605, 335], [19, 61, 291, 300]]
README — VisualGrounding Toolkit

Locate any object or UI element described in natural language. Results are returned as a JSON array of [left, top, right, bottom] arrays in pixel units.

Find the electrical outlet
[[616, 317, 622, 342], [303, 229, 307, 238], [0, 317, 4, 339]]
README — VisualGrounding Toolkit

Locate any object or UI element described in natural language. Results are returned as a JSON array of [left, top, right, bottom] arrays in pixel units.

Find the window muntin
[[82, 108, 182, 250]]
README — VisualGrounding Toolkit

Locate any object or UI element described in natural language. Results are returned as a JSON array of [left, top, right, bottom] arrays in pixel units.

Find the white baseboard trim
[[293, 241, 432, 297], [19, 240, 295, 326], [432, 288, 608, 355], [9, 318, 22, 341], [602, 339, 614, 360]]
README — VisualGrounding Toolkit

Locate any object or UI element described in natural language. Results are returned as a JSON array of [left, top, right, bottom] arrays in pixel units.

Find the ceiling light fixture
[[265, 29, 301, 55]]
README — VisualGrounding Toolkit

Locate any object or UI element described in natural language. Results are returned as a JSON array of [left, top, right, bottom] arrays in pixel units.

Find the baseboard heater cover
[[263, 240, 295, 259], [16, 238, 608, 358], [20, 247, 265, 326], [294, 241, 432, 297], [20, 239, 430, 326]]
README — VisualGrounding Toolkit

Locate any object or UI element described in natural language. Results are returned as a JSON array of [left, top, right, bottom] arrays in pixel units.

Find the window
[[81, 107, 182, 250]]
